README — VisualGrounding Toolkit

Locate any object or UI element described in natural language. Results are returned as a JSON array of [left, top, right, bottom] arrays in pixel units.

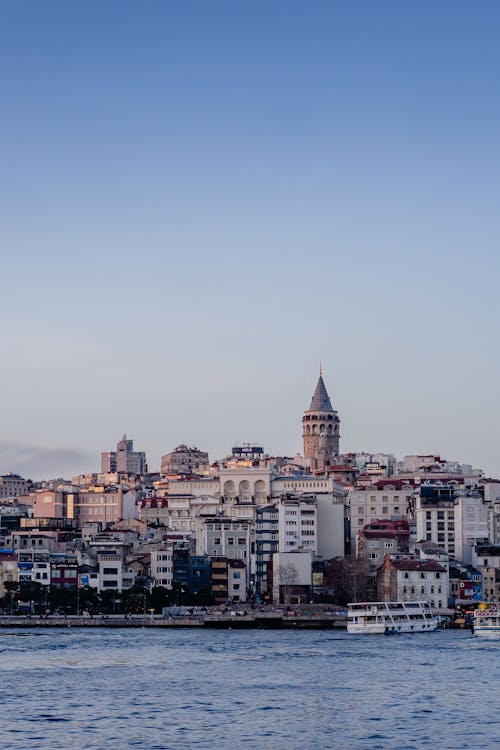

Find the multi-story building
[[95, 552, 134, 592], [72, 487, 137, 525], [278, 495, 318, 554], [160, 445, 209, 476], [453, 491, 489, 563], [151, 546, 173, 588], [415, 484, 457, 557], [472, 543, 500, 570], [188, 556, 212, 598], [349, 479, 415, 546], [31, 489, 68, 518], [210, 557, 229, 603], [101, 435, 146, 475], [0, 474, 29, 499], [228, 559, 246, 602], [481, 567, 500, 602], [357, 520, 410, 570], [199, 518, 251, 579], [17, 550, 51, 585], [0, 550, 18, 597], [483, 481, 500, 543], [377, 557, 448, 609], [415, 484, 489, 562], [255, 505, 278, 596], [50, 554, 78, 589]]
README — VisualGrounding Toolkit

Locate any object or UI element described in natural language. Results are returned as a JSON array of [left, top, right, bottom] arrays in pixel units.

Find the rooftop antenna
[[320, 361, 323, 376]]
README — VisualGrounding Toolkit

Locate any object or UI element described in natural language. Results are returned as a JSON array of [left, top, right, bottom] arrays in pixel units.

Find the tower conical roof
[[308, 374, 334, 412]]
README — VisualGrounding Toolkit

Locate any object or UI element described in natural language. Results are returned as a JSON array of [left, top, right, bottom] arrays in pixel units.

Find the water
[[0, 628, 497, 749]]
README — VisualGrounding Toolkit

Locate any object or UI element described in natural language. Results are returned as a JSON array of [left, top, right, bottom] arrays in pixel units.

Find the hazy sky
[[1, 1, 499, 479]]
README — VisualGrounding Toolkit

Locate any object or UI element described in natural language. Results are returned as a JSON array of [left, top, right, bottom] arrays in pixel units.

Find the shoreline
[[0, 613, 347, 629]]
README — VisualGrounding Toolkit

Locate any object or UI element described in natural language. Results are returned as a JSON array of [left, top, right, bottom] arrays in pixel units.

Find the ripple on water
[[0, 629, 497, 750]]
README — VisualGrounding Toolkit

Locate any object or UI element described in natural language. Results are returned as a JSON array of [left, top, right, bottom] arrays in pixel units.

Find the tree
[[326, 556, 370, 605], [278, 563, 298, 606], [2, 581, 19, 614]]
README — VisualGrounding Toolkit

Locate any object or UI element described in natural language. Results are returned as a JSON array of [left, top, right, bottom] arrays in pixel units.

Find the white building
[[278, 496, 317, 554], [219, 466, 272, 504], [454, 492, 489, 563], [416, 486, 489, 563], [199, 518, 251, 568], [150, 546, 173, 588], [96, 552, 134, 592], [377, 557, 449, 609]]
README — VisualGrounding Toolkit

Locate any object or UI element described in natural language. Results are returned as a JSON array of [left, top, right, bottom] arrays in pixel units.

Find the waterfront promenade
[[0, 606, 348, 629]]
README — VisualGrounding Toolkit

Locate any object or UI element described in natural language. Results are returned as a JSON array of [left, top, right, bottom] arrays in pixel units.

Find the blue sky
[[1, 1, 499, 478]]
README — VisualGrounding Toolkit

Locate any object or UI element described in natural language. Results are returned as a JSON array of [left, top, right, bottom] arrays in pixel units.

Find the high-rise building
[[101, 435, 146, 475], [302, 371, 340, 472]]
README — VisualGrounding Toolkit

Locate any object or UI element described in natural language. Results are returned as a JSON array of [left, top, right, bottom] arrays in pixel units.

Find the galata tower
[[302, 370, 340, 472]]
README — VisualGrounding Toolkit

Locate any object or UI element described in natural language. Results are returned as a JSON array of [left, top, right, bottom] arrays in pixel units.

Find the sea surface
[[0, 627, 497, 750]]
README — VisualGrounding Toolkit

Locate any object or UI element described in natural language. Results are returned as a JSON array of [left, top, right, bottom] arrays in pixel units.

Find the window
[[227, 537, 234, 545], [237, 538, 246, 545], [213, 537, 221, 545], [103, 567, 118, 575], [233, 572, 241, 579]]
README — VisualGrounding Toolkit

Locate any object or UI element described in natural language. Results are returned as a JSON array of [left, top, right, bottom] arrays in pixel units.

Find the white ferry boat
[[473, 605, 500, 637], [347, 601, 439, 634]]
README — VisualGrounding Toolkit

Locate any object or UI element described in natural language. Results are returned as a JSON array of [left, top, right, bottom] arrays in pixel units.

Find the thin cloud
[[0, 438, 94, 480]]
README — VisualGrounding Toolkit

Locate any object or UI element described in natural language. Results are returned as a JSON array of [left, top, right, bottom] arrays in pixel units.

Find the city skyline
[[0, 368, 490, 479], [2, 2, 500, 478]]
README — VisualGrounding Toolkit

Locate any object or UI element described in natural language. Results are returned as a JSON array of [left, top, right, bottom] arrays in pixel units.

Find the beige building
[[0, 474, 29, 499], [349, 480, 415, 546], [160, 445, 209, 476], [0, 552, 18, 597]]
